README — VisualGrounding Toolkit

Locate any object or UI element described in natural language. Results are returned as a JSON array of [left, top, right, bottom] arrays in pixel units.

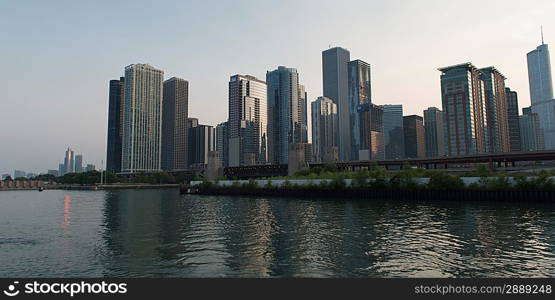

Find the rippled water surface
[[1, 189, 555, 277]]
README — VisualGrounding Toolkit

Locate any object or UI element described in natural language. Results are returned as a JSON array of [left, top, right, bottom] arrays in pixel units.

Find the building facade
[[121, 64, 164, 173], [403, 115, 425, 159], [266, 66, 302, 164], [322, 47, 351, 161], [439, 63, 487, 156], [297, 84, 308, 144], [358, 103, 383, 161], [505, 88, 522, 152], [423, 107, 445, 158], [228, 75, 267, 166], [520, 107, 545, 151], [106, 77, 125, 173], [348, 59, 372, 160], [187, 118, 215, 167], [161, 77, 189, 171], [311, 96, 338, 163], [480, 67, 510, 153], [216, 122, 229, 168], [382, 105, 405, 160], [74, 154, 83, 173]]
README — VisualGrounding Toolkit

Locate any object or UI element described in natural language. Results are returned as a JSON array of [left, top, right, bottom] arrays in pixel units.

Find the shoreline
[[188, 187, 555, 201]]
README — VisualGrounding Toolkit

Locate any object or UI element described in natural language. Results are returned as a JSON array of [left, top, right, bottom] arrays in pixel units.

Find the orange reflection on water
[[62, 195, 71, 229]]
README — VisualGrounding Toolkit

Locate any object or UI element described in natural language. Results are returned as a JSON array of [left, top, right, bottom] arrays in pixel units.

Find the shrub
[[427, 172, 464, 191], [482, 173, 512, 190], [352, 169, 370, 188], [329, 177, 346, 190]]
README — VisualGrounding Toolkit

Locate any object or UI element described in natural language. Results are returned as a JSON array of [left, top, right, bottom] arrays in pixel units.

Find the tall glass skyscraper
[[64, 147, 74, 174], [228, 75, 267, 166], [162, 77, 189, 171], [382, 105, 405, 160], [121, 64, 164, 173], [528, 43, 553, 104], [322, 47, 351, 161], [348, 59, 372, 160], [106, 77, 124, 173], [527, 42, 555, 149], [266, 66, 301, 164]]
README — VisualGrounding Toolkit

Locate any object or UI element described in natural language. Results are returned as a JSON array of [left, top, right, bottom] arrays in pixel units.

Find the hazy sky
[[1, 0, 554, 175]]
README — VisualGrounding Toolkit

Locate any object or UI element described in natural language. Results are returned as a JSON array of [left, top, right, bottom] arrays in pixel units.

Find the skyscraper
[[64, 147, 75, 174], [358, 103, 384, 161], [527, 40, 555, 149], [527, 42, 553, 104], [266, 66, 302, 164], [187, 118, 216, 167], [215, 122, 229, 168], [297, 84, 308, 143], [311, 96, 338, 163], [228, 75, 267, 166], [106, 77, 125, 173], [162, 77, 189, 171], [74, 154, 83, 173], [423, 107, 445, 158], [121, 64, 164, 173], [403, 115, 425, 159], [520, 107, 545, 151], [480, 67, 510, 153], [439, 63, 487, 156], [348, 59, 372, 160], [58, 163, 65, 176], [322, 47, 350, 161], [505, 88, 522, 152], [382, 104, 405, 160]]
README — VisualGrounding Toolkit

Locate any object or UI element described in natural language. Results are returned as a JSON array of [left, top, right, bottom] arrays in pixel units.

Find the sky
[[1, 0, 554, 175]]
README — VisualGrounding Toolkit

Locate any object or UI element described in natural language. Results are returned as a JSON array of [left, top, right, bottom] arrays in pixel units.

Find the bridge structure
[[223, 150, 555, 179]]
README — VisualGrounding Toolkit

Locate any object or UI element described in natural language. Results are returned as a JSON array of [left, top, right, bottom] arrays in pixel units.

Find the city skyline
[[2, 0, 555, 174]]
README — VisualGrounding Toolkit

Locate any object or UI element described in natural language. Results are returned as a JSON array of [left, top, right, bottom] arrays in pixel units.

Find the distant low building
[[47, 170, 59, 177], [14, 170, 26, 179], [85, 164, 96, 172]]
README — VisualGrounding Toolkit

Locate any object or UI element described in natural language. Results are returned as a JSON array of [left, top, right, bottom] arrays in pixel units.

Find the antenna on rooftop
[[541, 25, 545, 45]]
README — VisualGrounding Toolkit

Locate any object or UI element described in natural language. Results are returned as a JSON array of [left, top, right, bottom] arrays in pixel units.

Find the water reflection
[[62, 195, 71, 230], [98, 192, 555, 277]]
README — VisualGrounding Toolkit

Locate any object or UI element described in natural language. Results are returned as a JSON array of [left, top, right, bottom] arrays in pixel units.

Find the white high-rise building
[[121, 64, 164, 173], [527, 39, 555, 149]]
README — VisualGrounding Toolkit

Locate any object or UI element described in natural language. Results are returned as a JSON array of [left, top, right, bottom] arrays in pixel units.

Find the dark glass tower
[[162, 77, 189, 171], [106, 77, 124, 172]]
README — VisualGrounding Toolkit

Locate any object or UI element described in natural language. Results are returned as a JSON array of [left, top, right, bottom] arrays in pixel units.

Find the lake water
[[1, 189, 554, 277]]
